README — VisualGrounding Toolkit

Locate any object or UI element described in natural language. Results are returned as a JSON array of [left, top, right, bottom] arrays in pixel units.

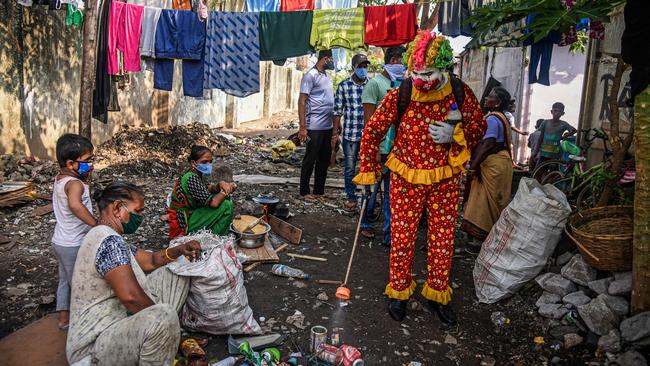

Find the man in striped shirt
[[333, 53, 370, 210]]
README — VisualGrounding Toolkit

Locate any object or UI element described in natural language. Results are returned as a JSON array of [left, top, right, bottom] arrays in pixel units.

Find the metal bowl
[[230, 222, 271, 249]]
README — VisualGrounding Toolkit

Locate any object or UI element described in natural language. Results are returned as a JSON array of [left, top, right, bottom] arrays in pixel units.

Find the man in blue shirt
[[298, 50, 335, 202], [333, 53, 370, 210]]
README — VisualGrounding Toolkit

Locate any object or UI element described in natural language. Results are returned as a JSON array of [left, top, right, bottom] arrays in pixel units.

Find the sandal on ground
[[360, 229, 375, 239], [302, 194, 319, 203]]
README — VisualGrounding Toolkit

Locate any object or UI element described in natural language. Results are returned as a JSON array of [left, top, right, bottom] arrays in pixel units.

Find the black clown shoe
[[428, 300, 458, 326], [388, 299, 408, 321]]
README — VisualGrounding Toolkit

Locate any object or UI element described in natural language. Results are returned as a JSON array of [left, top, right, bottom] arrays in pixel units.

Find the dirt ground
[[0, 122, 607, 365]]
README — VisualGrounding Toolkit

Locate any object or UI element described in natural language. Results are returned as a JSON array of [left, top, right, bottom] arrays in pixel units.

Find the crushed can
[[340, 345, 364, 366], [316, 343, 343, 364], [331, 327, 341, 346]]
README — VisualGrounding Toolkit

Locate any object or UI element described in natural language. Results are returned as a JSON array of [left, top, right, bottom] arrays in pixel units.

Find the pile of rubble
[[96, 123, 231, 167], [534, 253, 649, 364], [0, 155, 58, 184]]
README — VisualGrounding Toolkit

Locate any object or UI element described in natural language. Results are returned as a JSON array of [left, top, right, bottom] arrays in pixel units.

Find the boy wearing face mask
[[52, 134, 98, 330], [354, 32, 486, 325], [333, 53, 370, 210]]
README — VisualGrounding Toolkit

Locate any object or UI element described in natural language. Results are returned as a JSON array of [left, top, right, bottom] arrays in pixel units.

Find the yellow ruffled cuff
[[384, 280, 417, 300], [385, 154, 463, 185], [448, 123, 470, 169], [421, 284, 453, 305], [352, 170, 381, 185]]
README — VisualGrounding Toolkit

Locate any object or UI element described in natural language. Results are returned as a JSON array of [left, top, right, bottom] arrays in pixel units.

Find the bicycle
[[531, 128, 628, 211]]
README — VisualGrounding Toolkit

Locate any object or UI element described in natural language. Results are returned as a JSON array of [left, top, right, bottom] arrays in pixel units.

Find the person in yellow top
[[353, 31, 486, 324]]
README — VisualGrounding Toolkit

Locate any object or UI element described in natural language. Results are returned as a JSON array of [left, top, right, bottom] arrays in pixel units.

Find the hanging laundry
[[211, 0, 246, 11], [92, 0, 113, 124], [66, 4, 84, 26], [281, 0, 313, 11], [332, 48, 346, 70], [525, 15, 561, 86], [139, 6, 162, 71], [246, 0, 279, 12], [310, 7, 364, 51], [364, 3, 417, 47], [130, 0, 173, 9], [259, 10, 314, 62], [204, 12, 260, 97], [108, 2, 144, 75], [315, 0, 356, 9], [154, 9, 206, 97], [438, 0, 482, 37]]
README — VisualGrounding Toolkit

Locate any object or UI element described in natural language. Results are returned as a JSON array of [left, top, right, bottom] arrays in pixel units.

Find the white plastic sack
[[167, 231, 261, 335], [473, 178, 572, 304]]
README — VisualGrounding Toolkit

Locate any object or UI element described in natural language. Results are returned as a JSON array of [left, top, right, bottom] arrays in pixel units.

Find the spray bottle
[[447, 103, 462, 125]]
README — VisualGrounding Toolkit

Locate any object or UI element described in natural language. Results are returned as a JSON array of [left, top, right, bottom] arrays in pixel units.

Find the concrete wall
[[0, 3, 302, 159]]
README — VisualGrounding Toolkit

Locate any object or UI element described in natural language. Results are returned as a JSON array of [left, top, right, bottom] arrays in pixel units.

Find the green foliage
[[467, 0, 625, 44], [569, 30, 589, 54]]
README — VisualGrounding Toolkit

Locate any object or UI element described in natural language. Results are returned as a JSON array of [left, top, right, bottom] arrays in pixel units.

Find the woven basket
[[565, 205, 633, 272]]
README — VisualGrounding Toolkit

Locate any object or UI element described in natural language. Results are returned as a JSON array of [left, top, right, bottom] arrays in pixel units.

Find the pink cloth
[[108, 2, 144, 75]]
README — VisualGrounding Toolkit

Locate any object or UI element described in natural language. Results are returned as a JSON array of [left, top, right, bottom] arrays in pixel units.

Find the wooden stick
[[342, 191, 369, 286], [316, 279, 342, 285], [287, 253, 327, 262], [244, 243, 289, 272]]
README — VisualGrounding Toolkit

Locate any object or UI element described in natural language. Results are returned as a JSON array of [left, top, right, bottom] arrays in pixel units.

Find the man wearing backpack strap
[[353, 31, 486, 325]]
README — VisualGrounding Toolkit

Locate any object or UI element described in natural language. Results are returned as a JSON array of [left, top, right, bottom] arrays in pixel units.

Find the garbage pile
[[534, 253, 649, 364], [96, 123, 231, 167], [0, 155, 58, 184]]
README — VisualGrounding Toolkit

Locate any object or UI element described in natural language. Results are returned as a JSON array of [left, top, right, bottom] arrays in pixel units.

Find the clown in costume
[[353, 31, 486, 324]]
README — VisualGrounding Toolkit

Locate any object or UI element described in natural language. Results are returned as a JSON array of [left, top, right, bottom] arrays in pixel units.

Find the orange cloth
[[173, 0, 191, 10], [280, 0, 314, 11]]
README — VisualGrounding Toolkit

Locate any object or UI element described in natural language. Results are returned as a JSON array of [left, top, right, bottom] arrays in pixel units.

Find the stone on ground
[[597, 329, 621, 354], [535, 273, 577, 297], [597, 294, 629, 317], [560, 254, 597, 286], [588, 277, 613, 295], [538, 303, 570, 320], [613, 350, 648, 366], [608, 276, 632, 296], [620, 312, 650, 345], [562, 291, 591, 307], [556, 252, 573, 266], [577, 297, 619, 336], [536, 292, 562, 308], [563, 333, 583, 348]]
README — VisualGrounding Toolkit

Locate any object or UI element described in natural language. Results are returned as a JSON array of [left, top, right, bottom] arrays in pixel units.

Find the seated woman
[[67, 181, 202, 366], [168, 145, 237, 239], [462, 87, 514, 251]]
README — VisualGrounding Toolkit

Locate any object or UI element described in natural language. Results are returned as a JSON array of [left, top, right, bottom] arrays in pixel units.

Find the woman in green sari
[[168, 145, 236, 239]]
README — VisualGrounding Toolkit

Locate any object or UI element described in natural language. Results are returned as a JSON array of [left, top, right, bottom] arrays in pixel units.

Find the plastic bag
[[167, 231, 261, 335], [473, 178, 572, 303]]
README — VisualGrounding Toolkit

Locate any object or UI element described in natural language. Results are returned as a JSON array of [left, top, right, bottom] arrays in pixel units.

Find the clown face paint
[[411, 68, 448, 92]]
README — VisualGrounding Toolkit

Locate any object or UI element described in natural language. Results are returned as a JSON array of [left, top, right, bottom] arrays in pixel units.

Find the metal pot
[[230, 222, 271, 249]]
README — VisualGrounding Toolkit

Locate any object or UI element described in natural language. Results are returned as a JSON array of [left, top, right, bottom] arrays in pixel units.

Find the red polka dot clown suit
[[353, 32, 486, 319]]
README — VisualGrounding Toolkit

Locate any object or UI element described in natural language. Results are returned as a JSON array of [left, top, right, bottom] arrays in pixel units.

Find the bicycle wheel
[[576, 184, 601, 211], [532, 160, 569, 183]]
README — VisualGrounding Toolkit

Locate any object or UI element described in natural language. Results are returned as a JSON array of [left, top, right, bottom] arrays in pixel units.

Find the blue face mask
[[325, 60, 335, 70], [76, 162, 93, 176], [354, 67, 368, 79], [196, 163, 213, 176], [384, 64, 407, 81]]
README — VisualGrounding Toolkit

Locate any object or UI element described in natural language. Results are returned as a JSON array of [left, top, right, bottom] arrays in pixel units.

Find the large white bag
[[473, 178, 571, 304], [167, 231, 261, 335]]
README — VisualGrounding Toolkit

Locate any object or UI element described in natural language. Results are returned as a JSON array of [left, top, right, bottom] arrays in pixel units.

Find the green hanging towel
[[66, 4, 84, 27], [310, 8, 365, 51], [259, 10, 315, 62]]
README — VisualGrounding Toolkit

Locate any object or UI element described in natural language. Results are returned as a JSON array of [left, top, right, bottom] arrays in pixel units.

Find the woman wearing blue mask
[[168, 145, 236, 239]]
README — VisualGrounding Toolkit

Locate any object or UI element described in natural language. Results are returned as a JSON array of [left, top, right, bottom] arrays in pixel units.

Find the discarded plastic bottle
[[209, 356, 237, 366], [446, 103, 462, 125], [490, 311, 509, 327], [271, 264, 310, 279]]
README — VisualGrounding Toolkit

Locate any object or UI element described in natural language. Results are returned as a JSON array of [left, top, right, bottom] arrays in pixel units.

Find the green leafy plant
[[467, 0, 625, 44]]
